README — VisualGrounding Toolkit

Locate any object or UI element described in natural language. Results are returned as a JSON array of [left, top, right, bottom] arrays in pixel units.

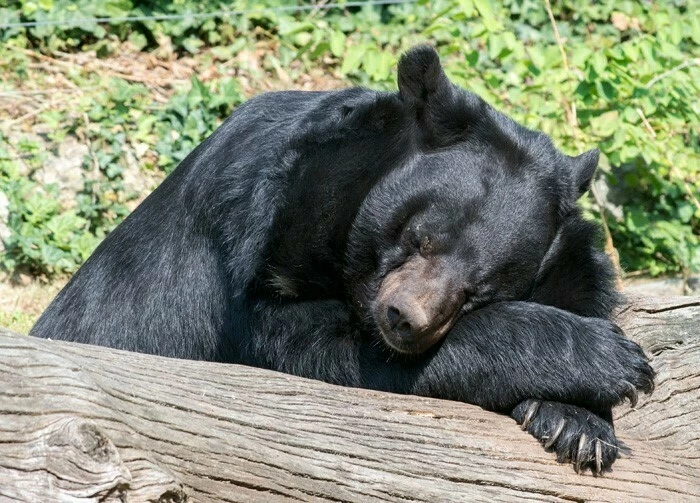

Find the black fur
[[32, 46, 654, 473]]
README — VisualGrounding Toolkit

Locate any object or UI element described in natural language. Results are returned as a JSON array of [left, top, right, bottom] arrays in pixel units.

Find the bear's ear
[[569, 148, 599, 196], [397, 45, 451, 104]]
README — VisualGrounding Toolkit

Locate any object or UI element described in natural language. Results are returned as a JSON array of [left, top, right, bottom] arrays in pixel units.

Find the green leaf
[[181, 37, 203, 54], [678, 203, 695, 223], [691, 16, 700, 44], [340, 44, 367, 75], [127, 32, 148, 51], [590, 110, 620, 137], [330, 31, 346, 58], [457, 0, 476, 17], [571, 45, 593, 68], [670, 20, 683, 45], [591, 52, 607, 75], [473, 0, 502, 31]]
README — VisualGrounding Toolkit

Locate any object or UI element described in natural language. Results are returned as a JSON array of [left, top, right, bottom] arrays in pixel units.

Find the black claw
[[521, 400, 540, 431], [545, 418, 566, 449], [625, 382, 638, 407], [595, 439, 603, 475], [575, 434, 587, 473]]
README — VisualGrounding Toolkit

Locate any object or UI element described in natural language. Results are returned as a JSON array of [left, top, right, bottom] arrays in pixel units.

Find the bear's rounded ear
[[397, 45, 451, 104], [569, 148, 600, 196]]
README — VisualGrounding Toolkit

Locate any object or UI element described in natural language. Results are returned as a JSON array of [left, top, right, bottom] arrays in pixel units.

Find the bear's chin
[[377, 319, 455, 355]]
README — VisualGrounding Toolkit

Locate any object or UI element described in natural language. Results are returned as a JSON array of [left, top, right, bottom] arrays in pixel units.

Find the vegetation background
[[0, 0, 698, 331]]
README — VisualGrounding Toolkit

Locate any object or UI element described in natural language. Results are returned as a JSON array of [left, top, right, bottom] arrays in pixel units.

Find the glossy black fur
[[32, 46, 654, 472]]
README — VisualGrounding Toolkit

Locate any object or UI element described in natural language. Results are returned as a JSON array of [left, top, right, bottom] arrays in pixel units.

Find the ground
[[0, 279, 66, 333]]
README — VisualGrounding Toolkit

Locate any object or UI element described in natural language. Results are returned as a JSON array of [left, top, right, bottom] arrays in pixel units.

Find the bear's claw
[[544, 417, 566, 449], [595, 438, 603, 474], [521, 400, 540, 430], [512, 399, 618, 475], [574, 434, 588, 473], [624, 382, 639, 407]]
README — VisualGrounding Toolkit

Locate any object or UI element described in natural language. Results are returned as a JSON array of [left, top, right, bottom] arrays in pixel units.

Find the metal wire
[[0, 0, 419, 30]]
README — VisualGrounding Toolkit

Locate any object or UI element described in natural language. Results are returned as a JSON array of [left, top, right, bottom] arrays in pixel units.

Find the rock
[[33, 137, 89, 210]]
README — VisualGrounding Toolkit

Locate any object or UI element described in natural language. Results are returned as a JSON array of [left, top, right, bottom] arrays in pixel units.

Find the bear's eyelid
[[403, 228, 434, 255], [401, 229, 422, 252]]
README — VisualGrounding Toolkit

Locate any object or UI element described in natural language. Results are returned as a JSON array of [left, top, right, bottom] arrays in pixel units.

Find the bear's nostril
[[386, 306, 414, 339], [386, 306, 402, 329], [396, 321, 412, 339]]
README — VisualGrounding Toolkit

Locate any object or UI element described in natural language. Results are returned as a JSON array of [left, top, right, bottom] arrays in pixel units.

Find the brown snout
[[375, 255, 465, 354]]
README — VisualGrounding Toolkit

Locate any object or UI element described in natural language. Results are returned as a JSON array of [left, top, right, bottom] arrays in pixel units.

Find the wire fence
[[0, 0, 419, 30]]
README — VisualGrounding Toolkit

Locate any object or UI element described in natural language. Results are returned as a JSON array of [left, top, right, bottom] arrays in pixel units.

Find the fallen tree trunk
[[1, 296, 698, 502]]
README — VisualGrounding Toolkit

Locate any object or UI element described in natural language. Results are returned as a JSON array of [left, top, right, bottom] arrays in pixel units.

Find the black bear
[[32, 46, 654, 473]]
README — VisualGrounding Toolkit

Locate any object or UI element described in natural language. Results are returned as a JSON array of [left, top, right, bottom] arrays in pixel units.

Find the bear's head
[[345, 46, 599, 355]]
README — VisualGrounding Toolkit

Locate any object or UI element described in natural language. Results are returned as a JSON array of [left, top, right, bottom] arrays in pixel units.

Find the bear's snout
[[385, 299, 429, 341], [375, 255, 465, 354]]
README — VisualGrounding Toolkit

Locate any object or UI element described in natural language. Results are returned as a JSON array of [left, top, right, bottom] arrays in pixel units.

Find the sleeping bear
[[32, 46, 654, 473]]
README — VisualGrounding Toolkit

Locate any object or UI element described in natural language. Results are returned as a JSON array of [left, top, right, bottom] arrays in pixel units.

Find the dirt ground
[[0, 280, 66, 333]]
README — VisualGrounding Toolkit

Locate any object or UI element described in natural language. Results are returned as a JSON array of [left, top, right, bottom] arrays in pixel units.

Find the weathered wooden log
[[1, 296, 698, 502]]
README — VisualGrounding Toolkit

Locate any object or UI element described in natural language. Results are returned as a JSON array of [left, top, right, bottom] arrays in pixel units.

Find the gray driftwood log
[[1, 296, 698, 502]]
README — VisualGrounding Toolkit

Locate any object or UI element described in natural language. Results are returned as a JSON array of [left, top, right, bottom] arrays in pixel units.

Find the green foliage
[[0, 0, 698, 278], [0, 76, 242, 276], [155, 76, 243, 174], [0, 141, 98, 275]]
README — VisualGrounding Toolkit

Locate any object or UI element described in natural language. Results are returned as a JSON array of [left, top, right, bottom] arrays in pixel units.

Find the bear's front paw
[[512, 399, 618, 474], [582, 319, 656, 408]]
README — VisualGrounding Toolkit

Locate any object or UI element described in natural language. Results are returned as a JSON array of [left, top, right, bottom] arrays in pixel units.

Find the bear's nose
[[386, 303, 427, 340]]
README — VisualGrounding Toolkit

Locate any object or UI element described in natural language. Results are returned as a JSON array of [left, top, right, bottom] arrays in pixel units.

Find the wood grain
[[1, 296, 698, 502]]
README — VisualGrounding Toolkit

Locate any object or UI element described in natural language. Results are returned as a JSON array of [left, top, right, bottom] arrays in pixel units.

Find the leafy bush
[[0, 0, 698, 279], [155, 77, 243, 174], [0, 76, 241, 276], [0, 146, 99, 276]]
